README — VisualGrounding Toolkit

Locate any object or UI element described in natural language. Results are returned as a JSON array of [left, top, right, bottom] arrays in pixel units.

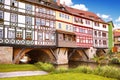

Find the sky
[[58, 0, 120, 29]]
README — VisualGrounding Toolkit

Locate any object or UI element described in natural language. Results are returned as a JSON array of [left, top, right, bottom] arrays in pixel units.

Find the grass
[[0, 64, 40, 72], [0, 73, 117, 80]]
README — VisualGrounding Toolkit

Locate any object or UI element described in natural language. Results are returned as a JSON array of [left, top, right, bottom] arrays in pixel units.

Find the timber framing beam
[[49, 48, 57, 60], [13, 48, 26, 64], [68, 49, 76, 59], [81, 49, 89, 60]]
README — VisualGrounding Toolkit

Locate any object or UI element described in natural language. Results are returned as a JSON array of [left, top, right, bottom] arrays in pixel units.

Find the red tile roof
[[65, 6, 105, 22]]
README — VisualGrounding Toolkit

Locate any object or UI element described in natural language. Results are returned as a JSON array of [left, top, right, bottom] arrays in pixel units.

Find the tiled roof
[[65, 6, 105, 22], [114, 29, 120, 37]]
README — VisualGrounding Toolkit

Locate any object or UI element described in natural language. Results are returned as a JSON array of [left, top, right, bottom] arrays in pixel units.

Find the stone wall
[[0, 47, 13, 64]]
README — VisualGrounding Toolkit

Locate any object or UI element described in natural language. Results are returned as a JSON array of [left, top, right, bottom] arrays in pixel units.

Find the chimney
[[63, 1, 66, 7], [57, 0, 60, 6]]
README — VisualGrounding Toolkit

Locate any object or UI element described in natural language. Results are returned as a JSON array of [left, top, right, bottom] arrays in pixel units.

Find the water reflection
[[55, 61, 120, 69]]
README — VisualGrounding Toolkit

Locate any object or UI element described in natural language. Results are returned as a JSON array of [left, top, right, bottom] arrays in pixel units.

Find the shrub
[[35, 62, 55, 72], [110, 57, 120, 64], [73, 66, 92, 74], [94, 66, 120, 79], [53, 67, 69, 74]]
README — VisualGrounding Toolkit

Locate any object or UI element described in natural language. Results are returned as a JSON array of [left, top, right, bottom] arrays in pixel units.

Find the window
[[16, 31, 22, 39], [39, 7, 42, 13], [76, 28, 79, 32], [66, 25, 68, 30], [98, 31, 101, 36], [59, 13, 62, 17], [88, 29, 92, 34], [103, 24, 106, 28], [118, 37, 120, 41], [26, 16, 32, 25], [26, 4, 32, 11], [95, 40, 97, 44], [74, 17, 79, 23], [99, 40, 101, 45], [51, 33, 55, 40], [38, 32, 42, 40], [43, 8, 46, 13], [45, 33, 49, 40], [78, 18, 83, 24], [94, 22, 99, 26], [41, 19, 45, 26], [0, 0, 4, 3], [62, 13, 64, 18], [77, 39, 79, 42], [53, 11, 55, 16], [86, 20, 90, 25], [50, 21, 54, 28], [103, 40, 107, 45], [8, 30, 15, 38], [46, 20, 49, 26], [0, 11, 3, 19], [94, 31, 97, 36], [58, 23, 61, 29], [47, 9, 50, 14], [11, 13, 17, 22], [50, 10, 53, 15], [0, 29, 3, 38], [26, 32, 32, 40], [36, 18, 40, 26], [68, 15, 69, 19], [102, 32, 106, 37]]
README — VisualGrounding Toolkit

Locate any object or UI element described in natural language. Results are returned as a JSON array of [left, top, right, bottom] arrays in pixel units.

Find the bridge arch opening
[[68, 50, 83, 61], [21, 49, 51, 64]]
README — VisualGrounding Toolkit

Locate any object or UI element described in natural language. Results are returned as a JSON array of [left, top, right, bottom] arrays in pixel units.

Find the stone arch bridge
[[0, 47, 107, 64]]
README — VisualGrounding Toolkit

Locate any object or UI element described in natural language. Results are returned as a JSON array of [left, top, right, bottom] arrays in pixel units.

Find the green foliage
[[53, 67, 69, 74], [0, 64, 39, 72], [110, 57, 120, 64], [73, 66, 92, 74], [35, 62, 55, 72], [93, 66, 120, 79]]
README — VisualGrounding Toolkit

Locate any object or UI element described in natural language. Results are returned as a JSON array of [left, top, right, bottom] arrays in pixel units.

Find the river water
[[55, 61, 120, 69]]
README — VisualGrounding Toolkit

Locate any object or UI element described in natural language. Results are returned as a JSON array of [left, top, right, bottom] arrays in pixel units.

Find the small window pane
[[8, 30, 15, 38]]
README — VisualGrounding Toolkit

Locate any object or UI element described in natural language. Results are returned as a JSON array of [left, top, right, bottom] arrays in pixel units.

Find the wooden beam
[[13, 48, 26, 64], [49, 48, 57, 60]]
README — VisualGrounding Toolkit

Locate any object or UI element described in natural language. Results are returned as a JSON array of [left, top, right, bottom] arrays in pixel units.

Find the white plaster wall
[[5, 28, 8, 38], [4, 0, 10, 10], [18, 2, 25, 13], [32, 17, 34, 26], [4, 12, 10, 21], [23, 30, 25, 39], [18, 15, 25, 24], [5, 0, 10, 5], [93, 23, 108, 32]]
